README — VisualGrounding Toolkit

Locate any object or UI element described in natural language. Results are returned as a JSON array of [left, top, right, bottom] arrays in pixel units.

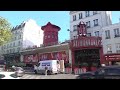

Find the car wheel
[[47, 70, 51, 75], [34, 70, 37, 74]]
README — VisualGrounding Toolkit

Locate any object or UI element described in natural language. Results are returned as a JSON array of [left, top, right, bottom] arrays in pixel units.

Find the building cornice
[[70, 11, 79, 14]]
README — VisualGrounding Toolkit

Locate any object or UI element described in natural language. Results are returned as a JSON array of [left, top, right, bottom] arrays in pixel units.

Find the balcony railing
[[71, 36, 102, 48]]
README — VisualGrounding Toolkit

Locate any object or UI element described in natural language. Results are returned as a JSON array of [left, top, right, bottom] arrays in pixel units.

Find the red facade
[[41, 22, 61, 46], [38, 51, 68, 63], [104, 53, 120, 64], [70, 22, 104, 68], [23, 51, 68, 64], [23, 54, 38, 64]]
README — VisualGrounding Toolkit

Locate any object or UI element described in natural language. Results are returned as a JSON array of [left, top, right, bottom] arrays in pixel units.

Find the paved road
[[20, 73, 78, 79]]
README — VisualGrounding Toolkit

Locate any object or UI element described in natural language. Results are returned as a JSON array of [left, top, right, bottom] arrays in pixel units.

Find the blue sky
[[0, 11, 120, 42]]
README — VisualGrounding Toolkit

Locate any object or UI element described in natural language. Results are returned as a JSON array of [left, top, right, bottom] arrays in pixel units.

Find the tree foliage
[[0, 16, 12, 46]]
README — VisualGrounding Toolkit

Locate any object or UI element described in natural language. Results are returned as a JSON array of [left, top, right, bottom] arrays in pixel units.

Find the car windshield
[[0, 74, 5, 79], [16, 67, 23, 71]]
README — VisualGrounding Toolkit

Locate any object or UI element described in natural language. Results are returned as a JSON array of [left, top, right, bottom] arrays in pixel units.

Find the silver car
[[15, 67, 25, 77]]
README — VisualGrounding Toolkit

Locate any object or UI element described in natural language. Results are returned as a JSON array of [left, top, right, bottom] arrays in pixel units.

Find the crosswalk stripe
[[35, 76, 41, 79], [29, 75, 36, 79], [20, 74, 28, 79], [21, 74, 32, 79]]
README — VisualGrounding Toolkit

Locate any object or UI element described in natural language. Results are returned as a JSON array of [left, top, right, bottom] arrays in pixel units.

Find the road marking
[[35, 76, 41, 79], [21, 74, 32, 79], [20, 74, 77, 79]]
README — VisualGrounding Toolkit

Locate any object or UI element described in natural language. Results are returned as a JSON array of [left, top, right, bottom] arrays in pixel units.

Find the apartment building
[[0, 19, 43, 65]]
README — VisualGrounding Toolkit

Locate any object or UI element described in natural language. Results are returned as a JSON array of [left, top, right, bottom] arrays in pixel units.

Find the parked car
[[0, 72, 20, 79], [0, 65, 5, 71], [76, 65, 120, 79], [15, 67, 25, 77]]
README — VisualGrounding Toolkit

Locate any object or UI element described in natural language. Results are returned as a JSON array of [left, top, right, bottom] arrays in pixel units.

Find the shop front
[[70, 36, 104, 71], [70, 22, 104, 72], [23, 54, 39, 67], [21, 43, 70, 67], [104, 53, 120, 66], [38, 51, 68, 63]]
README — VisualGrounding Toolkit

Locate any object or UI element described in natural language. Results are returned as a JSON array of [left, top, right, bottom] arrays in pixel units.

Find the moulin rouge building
[[21, 22, 70, 67], [20, 21, 105, 71]]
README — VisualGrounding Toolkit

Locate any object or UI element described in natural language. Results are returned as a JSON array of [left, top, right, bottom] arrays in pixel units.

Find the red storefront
[[22, 46, 69, 66], [23, 54, 39, 64], [38, 51, 68, 63], [70, 22, 104, 71], [104, 53, 120, 65]]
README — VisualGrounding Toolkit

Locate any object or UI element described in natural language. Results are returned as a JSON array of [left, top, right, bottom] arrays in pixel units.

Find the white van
[[34, 60, 60, 75]]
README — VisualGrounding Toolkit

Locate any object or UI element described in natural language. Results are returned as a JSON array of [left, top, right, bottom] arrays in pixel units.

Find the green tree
[[0, 16, 12, 46]]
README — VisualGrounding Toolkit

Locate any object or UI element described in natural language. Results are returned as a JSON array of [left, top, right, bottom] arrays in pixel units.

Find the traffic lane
[[20, 73, 78, 79]]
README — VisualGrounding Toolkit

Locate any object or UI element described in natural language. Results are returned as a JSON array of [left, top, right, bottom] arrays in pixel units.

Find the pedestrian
[[45, 65, 48, 76]]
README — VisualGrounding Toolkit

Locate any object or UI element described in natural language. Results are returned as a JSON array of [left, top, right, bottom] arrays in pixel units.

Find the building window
[[18, 41, 21, 46], [45, 36, 47, 39], [86, 21, 90, 28], [73, 25, 77, 31], [14, 37, 17, 40], [7, 50, 9, 54], [85, 11, 90, 17], [107, 44, 112, 53], [52, 34, 54, 38], [7, 44, 9, 48], [79, 13, 82, 19], [48, 35, 50, 38], [19, 34, 22, 39], [1, 46, 3, 50], [4, 45, 6, 49], [15, 31, 17, 34], [17, 47, 20, 52], [95, 31, 99, 37], [10, 43, 12, 48], [73, 15, 76, 21], [116, 50, 120, 53], [114, 28, 120, 37], [116, 43, 120, 53], [10, 49, 12, 53], [21, 42, 22, 45], [93, 11, 97, 15], [13, 42, 15, 47], [13, 48, 15, 53], [105, 30, 110, 39], [93, 19, 98, 26], [87, 33, 91, 36]]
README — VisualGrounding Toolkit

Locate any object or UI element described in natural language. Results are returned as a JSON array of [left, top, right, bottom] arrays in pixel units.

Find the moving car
[[0, 72, 20, 79], [76, 65, 120, 79], [15, 67, 25, 77]]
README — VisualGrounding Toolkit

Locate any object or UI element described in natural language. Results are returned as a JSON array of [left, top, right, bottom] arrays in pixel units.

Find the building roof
[[11, 23, 25, 31], [41, 22, 61, 31]]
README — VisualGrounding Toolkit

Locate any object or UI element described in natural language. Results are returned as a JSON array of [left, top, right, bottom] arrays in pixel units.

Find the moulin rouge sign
[[39, 51, 68, 62], [23, 51, 68, 63]]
